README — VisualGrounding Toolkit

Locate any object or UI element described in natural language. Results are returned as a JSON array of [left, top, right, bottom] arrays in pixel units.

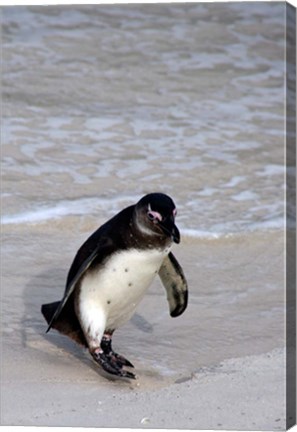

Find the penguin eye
[[147, 211, 162, 222], [147, 212, 153, 220]]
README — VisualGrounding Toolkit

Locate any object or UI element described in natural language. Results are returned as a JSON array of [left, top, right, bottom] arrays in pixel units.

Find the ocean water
[[1, 3, 290, 404], [2, 2, 288, 237]]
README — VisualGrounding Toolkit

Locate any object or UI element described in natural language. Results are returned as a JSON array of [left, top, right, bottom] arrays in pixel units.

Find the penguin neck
[[131, 213, 172, 251]]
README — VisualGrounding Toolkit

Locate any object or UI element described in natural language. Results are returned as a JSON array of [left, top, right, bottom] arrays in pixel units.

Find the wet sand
[[1, 222, 286, 429]]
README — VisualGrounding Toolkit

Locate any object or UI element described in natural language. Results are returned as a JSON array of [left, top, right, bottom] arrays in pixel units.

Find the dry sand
[[1, 221, 288, 430], [1, 348, 286, 430]]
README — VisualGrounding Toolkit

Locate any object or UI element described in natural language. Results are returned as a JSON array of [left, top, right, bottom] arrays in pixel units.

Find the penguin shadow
[[21, 267, 156, 383]]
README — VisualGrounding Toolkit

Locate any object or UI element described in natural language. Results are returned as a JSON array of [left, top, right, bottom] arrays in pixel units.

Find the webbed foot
[[90, 332, 136, 379], [101, 333, 134, 368], [110, 351, 134, 369], [91, 349, 136, 380]]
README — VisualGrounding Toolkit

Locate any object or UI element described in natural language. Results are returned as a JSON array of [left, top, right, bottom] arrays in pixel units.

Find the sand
[[1, 221, 288, 430], [1, 348, 286, 430]]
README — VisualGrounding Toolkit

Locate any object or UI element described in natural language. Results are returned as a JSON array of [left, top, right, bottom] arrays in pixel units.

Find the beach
[[1, 2, 292, 430], [1, 223, 286, 429]]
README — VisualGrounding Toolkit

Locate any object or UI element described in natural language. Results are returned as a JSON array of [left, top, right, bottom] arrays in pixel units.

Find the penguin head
[[135, 193, 180, 244]]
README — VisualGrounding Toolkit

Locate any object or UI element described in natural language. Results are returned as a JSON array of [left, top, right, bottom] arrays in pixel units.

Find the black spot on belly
[[128, 282, 133, 287], [107, 300, 111, 305], [124, 268, 129, 272]]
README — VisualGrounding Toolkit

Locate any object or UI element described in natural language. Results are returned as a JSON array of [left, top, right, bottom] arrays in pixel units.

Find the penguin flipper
[[158, 252, 188, 317]]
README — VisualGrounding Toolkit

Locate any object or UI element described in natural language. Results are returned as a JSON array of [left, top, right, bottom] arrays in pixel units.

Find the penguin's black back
[[65, 205, 135, 290]]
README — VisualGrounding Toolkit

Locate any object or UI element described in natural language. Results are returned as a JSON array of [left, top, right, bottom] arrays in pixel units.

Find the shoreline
[[1, 225, 286, 429]]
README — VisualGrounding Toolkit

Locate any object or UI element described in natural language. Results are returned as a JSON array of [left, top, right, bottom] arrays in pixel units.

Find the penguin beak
[[159, 219, 180, 244], [172, 224, 180, 244]]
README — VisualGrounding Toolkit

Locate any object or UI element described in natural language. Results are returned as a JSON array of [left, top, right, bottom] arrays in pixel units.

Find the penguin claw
[[92, 351, 136, 380], [120, 369, 137, 380], [112, 352, 134, 369]]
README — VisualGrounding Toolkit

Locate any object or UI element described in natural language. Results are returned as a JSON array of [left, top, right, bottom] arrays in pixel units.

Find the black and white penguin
[[41, 193, 188, 379]]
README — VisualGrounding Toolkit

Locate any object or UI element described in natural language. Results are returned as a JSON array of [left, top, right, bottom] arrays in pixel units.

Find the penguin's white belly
[[78, 248, 169, 331]]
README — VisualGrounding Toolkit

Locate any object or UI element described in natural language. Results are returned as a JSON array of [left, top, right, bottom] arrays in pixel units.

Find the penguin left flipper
[[158, 252, 188, 317]]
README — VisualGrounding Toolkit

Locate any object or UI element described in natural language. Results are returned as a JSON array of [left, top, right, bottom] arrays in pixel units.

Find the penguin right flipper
[[158, 252, 188, 317], [45, 234, 115, 333]]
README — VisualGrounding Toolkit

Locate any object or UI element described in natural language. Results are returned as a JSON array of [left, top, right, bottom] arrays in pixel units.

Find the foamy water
[[2, 3, 287, 237]]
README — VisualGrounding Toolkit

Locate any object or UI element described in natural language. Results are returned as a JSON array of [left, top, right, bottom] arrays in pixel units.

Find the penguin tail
[[41, 301, 60, 332], [41, 300, 87, 347]]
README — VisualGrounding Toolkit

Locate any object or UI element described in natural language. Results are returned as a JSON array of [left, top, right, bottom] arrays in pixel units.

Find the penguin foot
[[110, 351, 135, 369], [91, 350, 136, 380], [100, 333, 134, 368]]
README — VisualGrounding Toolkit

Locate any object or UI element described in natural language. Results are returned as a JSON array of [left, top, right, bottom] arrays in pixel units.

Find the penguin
[[41, 193, 188, 379]]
